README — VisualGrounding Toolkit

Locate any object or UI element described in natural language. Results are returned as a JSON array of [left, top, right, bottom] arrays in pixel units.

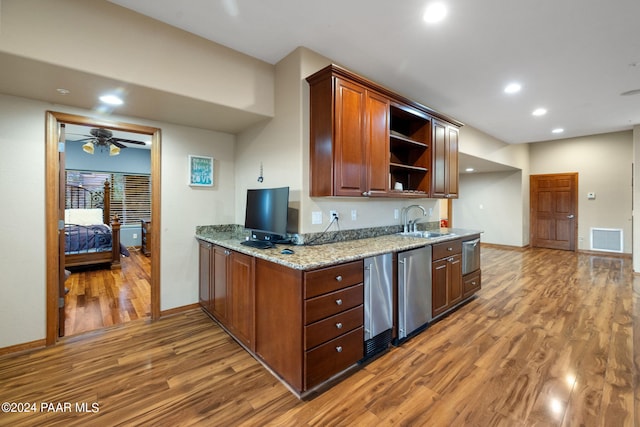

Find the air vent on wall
[[590, 228, 623, 253]]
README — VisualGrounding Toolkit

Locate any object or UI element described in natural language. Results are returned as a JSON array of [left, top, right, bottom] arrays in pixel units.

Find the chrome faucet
[[401, 205, 427, 233]]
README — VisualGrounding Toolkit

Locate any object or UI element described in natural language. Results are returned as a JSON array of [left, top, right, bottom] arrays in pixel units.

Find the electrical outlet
[[330, 210, 339, 220], [133, 233, 138, 239], [394, 208, 399, 220], [351, 209, 357, 221]]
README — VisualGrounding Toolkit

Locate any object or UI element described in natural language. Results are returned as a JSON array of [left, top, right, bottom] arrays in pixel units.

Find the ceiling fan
[[71, 127, 147, 156]]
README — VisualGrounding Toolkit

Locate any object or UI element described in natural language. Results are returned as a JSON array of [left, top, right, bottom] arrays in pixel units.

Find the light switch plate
[[312, 211, 322, 224]]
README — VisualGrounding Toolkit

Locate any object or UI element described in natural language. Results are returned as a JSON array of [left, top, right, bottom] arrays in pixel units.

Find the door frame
[[529, 172, 578, 251], [45, 111, 162, 345]]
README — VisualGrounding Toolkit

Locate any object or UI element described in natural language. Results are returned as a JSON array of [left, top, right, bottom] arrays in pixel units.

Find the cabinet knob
[[224, 250, 231, 255], [335, 346, 343, 353], [447, 247, 453, 251], [471, 281, 477, 285], [335, 275, 343, 282], [335, 299, 343, 306], [362, 191, 370, 196], [336, 322, 343, 329]]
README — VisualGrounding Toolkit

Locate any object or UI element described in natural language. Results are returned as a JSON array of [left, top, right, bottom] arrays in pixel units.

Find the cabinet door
[[212, 246, 229, 323], [448, 254, 463, 307], [431, 120, 447, 198], [334, 78, 367, 196], [432, 258, 448, 317], [198, 241, 213, 312], [431, 120, 459, 199], [446, 127, 459, 198], [228, 251, 256, 350], [365, 91, 390, 196]]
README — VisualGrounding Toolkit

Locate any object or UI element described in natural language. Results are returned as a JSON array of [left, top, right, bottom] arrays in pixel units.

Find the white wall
[[0, 93, 236, 348], [454, 170, 524, 246], [529, 131, 633, 253]]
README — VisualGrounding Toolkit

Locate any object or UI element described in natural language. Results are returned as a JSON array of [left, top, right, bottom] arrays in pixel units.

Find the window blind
[[65, 171, 151, 225]]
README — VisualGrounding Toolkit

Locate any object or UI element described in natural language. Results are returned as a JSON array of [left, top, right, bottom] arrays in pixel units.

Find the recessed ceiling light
[[532, 108, 547, 116], [504, 83, 521, 94], [465, 167, 475, 172], [56, 88, 70, 95], [423, 2, 447, 23], [99, 94, 124, 105], [552, 128, 564, 134]]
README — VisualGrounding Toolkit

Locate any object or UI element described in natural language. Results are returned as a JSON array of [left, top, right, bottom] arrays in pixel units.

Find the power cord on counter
[[303, 216, 340, 246]]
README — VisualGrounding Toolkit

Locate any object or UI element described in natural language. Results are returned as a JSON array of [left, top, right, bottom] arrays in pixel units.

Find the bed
[[64, 180, 127, 269]]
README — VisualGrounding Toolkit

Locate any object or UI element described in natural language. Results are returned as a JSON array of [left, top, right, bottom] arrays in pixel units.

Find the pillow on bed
[[65, 208, 104, 226]]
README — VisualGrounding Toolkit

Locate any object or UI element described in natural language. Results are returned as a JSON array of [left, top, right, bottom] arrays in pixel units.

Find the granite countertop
[[196, 228, 481, 271]]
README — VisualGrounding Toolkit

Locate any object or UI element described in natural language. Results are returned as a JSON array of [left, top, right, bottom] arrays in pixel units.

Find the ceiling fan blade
[[112, 137, 147, 145], [111, 141, 127, 149]]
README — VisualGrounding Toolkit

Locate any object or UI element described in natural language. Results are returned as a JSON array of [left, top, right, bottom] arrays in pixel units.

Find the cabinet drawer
[[305, 284, 363, 324], [305, 305, 363, 350], [432, 239, 462, 260], [463, 270, 481, 298], [305, 327, 364, 390], [305, 261, 363, 298]]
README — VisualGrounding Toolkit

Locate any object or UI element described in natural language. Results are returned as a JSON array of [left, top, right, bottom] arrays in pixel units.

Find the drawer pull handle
[[471, 281, 476, 285], [336, 322, 343, 329], [447, 247, 453, 251], [336, 346, 343, 353], [335, 299, 343, 306], [335, 275, 343, 282]]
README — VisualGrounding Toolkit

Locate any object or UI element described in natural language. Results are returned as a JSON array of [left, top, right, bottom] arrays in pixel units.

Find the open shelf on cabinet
[[389, 104, 431, 194]]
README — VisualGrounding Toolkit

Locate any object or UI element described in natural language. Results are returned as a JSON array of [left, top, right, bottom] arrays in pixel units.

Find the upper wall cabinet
[[431, 120, 459, 199], [306, 64, 462, 199]]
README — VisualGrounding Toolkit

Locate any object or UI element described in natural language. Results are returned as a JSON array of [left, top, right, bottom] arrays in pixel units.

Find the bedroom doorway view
[[45, 112, 161, 343]]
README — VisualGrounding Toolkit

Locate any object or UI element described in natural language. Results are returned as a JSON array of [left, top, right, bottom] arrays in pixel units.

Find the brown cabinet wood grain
[[307, 64, 461, 199], [463, 270, 481, 299], [227, 251, 255, 350], [432, 240, 463, 318], [431, 120, 459, 199]]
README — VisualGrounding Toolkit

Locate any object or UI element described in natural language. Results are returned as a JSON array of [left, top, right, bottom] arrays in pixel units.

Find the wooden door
[[365, 91, 390, 196], [57, 123, 66, 336], [228, 251, 255, 350], [212, 246, 229, 323], [334, 78, 367, 196], [432, 259, 448, 317], [198, 241, 212, 311], [431, 120, 447, 198], [448, 254, 463, 307], [446, 127, 459, 198], [530, 173, 578, 251]]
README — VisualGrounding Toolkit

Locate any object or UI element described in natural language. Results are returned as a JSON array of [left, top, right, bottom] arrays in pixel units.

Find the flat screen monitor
[[243, 186, 289, 244]]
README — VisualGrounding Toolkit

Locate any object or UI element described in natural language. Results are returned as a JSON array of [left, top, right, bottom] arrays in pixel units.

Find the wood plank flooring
[[64, 249, 151, 336], [0, 246, 637, 426]]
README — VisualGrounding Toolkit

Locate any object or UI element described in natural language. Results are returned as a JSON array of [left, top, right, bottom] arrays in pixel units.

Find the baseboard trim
[[0, 339, 46, 357]]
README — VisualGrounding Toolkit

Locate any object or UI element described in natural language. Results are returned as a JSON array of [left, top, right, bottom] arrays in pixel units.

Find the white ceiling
[[108, 0, 640, 145]]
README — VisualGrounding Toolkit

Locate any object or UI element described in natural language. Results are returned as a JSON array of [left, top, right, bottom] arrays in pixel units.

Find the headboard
[[65, 180, 112, 225]]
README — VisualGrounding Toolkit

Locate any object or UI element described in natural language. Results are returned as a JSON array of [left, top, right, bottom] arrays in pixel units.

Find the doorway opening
[[45, 111, 161, 345]]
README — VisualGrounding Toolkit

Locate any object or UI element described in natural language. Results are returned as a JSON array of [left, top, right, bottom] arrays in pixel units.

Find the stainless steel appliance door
[[364, 253, 393, 341], [462, 238, 481, 275], [398, 245, 432, 340]]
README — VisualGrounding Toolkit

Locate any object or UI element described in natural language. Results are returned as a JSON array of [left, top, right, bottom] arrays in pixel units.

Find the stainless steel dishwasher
[[397, 245, 432, 341], [363, 253, 393, 359], [462, 236, 481, 275]]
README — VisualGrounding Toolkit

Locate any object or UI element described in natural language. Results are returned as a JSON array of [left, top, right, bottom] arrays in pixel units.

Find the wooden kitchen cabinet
[[307, 64, 462, 199], [431, 120, 459, 199], [308, 71, 389, 197], [255, 258, 364, 394], [432, 239, 463, 318], [198, 241, 255, 351]]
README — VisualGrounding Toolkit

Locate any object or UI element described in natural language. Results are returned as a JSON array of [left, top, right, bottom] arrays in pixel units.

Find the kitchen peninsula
[[196, 226, 482, 398]]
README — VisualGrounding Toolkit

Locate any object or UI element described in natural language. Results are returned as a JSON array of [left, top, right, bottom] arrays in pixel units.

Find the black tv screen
[[244, 187, 289, 241]]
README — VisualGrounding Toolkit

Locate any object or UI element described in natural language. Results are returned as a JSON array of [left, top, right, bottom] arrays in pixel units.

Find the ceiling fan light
[[82, 141, 95, 154], [109, 144, 121, 156]]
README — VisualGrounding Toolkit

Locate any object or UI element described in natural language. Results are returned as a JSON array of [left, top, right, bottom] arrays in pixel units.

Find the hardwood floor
[[64, 249, 151, 336], [1, 246, 637, 426]]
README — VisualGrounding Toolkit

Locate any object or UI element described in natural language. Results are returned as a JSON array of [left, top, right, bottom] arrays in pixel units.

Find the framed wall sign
[[188, 155, 214, 187]]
